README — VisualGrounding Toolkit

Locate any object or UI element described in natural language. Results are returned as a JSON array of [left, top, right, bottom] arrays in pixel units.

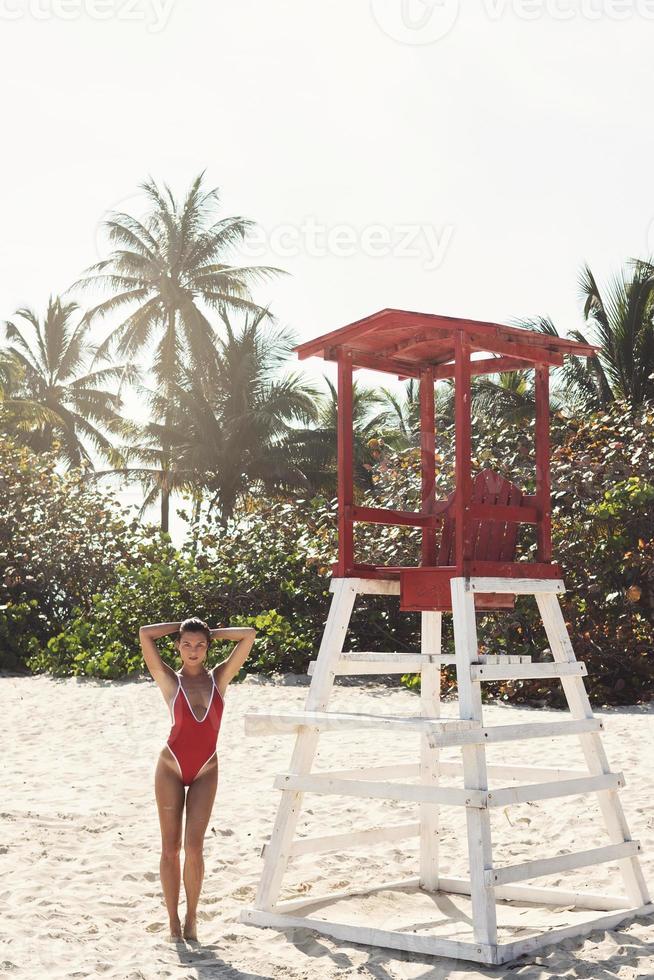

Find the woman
[[139, 616, 256, 942]]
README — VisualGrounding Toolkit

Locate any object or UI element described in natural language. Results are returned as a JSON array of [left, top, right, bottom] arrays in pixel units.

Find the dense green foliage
[[1, 400, 652, 705]]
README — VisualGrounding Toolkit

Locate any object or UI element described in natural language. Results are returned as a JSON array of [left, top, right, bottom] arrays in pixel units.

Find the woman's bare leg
[[182, 758, 218, 940], [154, 753, 185, 938]]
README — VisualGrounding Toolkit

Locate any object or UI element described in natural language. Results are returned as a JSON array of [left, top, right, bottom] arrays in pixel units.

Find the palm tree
[[369, 377, 456, 449], [90, 307, 323, 532], [69, 171, 285, 530], [283, 375, 390, 499], [527, 259, 654, 411], [2, 296, 138, 468]]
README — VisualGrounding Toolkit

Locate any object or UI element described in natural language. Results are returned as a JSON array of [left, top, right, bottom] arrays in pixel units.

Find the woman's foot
[[183, 915, 198, 941], [168, 917, 183, 941]]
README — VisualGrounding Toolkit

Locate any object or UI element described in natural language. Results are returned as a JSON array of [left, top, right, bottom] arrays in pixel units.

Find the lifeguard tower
[[240, 308, 651, 965]]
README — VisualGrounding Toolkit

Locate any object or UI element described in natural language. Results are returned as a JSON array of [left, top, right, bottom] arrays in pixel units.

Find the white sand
[[1, 671, 652, 979]]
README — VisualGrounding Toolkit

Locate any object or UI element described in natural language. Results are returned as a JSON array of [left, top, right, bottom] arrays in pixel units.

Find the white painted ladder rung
[[266, 821, 420, 859], [273, 771, 485, 807], [486, 772, 625, 807], [470, 662, 587, 681], [307, 653, 532, 676], [246, 710, 603, 746], [244, 710, 478, 738], [485, 841, 642, 887]]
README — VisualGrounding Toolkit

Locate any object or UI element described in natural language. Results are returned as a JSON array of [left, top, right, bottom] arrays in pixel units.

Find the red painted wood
[[535, 365, 553, 562], [464, 560, 562, 578], [336, 350, 354, 575], [420, 366, 437, 565], [433, 355, 537, 380], [325, 348, 423, 379], [293, 308, 599, 362], [399, 567, 516, 612], [454, 331, 472, 570], [467, 334, 564, 366], [349, 505, 444, 528]]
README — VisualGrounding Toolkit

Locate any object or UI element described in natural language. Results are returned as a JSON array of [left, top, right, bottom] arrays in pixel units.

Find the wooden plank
[[315, 762, 418, 780], [271, 874, 422, 913], [307, 656, 426, 675], [273, 772, 485, 807], [336, 351, 354, 575], [468, 502, 539, 524], [451, 576, 497, 946], [247, 711, 602, 746], [535, 365, 553, 561], [465, 561, 562, 579], [239, 907, 498, 965], [459, 718, 603, 746], [245, 710, 479, 737], [470, 662, 587, 681], [307, 650, 532, 675], [420, 365, 437, 565], [467, 332, 564, 366], [267, 873, 635, 916], [437, 760, 589, 782], [420, 610, 441, 890], [329, 577, 400, 596], [536, 592, 651, 907], [495, 903, 654, 964], [253, 578, 358, 910], [433, 355, 535, 380], [302, 760, 590, 783], [485, 841, 642, 888], [467, 576, 565, 594], [349, 504, 444, 527], [487, 772, 625, 807], [310, 652, 532, 663], [454, 331, 472, 568], [439, 875, 633, 912], [268, 822, 420, 858]]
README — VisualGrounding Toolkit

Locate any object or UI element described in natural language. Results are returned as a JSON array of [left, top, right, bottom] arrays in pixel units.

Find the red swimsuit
[[166, 672, 224, 787]]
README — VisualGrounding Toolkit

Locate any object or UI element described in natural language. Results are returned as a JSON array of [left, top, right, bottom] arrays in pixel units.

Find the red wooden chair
[[438, 468, 524, 566], [399, 469, 525, 611]]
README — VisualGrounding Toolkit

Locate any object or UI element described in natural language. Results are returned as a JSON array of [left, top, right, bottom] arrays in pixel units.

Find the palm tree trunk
[[161, 475, 170, 534]]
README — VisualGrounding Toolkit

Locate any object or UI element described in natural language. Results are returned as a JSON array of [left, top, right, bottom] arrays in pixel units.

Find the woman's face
[[176, 630, 209, 667]]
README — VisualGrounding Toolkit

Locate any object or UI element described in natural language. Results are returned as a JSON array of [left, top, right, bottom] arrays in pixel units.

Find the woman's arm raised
[[212, 627, 257, 689], [139, 621, 180, 687]]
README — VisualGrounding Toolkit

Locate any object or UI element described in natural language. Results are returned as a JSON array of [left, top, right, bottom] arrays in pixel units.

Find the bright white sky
[[2, 0, 653, 543]]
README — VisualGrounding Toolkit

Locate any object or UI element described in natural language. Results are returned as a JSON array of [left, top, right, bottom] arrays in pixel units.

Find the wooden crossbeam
[[244, 710, 478, 738], [466, 576, 565, 594], [470, 662, 587, 681], [269, 874, 636, 915], [307, 652, 533, 676], [240, 906, 497, 964], [467, 333, 564, 366], [486, 772, 625, 807], [273, 771, 485, 807], [485, 841, 642, 888], [246, 710, 603, 746]]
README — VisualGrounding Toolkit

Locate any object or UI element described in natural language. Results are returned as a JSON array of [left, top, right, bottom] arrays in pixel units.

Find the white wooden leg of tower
[[419, 610, 442, 891], [450, 578, 497, 947], [253, 577, 358, 911], [536, 591, 651, 907]]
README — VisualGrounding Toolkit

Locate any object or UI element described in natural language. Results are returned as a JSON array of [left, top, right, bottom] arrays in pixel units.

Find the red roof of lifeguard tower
[[293, 307, 598, 379], [292, 308, 599, 612]]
